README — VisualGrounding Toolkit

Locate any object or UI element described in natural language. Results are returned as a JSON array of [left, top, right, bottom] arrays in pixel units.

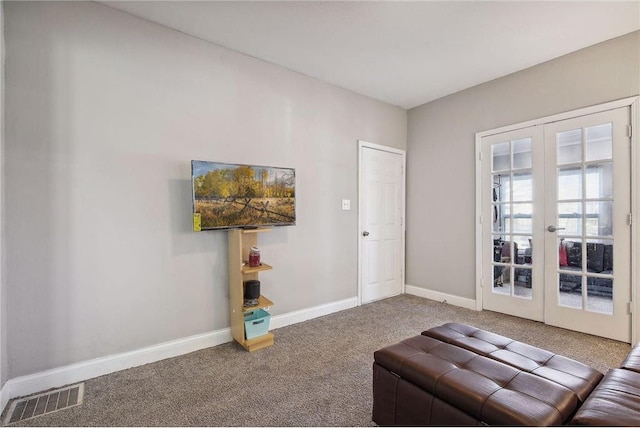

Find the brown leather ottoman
[[423, 322, 603, 403], [620, 344, 640, 373], [570, 368, 640, 426], [373, 334, 579, 426]]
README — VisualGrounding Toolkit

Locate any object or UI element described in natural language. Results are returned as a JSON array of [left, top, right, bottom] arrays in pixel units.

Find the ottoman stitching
[[531, 365, 592, 383], [478, 375, 564, 425], [503, 344, 555, 366]]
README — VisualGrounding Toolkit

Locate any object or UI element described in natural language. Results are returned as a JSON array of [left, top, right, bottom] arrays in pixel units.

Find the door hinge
[[628, 125, 633, 138], [478, 152, 483, 161], [628, 302, 633, 314], [479, 215, 483, 224], [628, 213, 633, 226]]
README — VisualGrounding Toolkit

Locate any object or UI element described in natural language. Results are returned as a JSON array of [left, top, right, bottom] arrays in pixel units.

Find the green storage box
[[244, 308, 271, 340]]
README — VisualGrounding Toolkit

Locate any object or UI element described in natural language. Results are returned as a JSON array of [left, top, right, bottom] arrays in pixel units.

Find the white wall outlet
[[342, 199, 351, 210]]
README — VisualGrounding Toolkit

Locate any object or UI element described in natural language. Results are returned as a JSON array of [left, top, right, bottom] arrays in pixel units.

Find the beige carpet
[[5, 294, 631, 426]]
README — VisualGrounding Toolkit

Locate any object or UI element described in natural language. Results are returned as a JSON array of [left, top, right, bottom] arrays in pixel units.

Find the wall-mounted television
[[191, 160, 296, 230]]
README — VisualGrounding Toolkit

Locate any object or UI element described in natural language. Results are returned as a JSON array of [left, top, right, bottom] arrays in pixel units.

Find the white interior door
[[359, 142, 405, 304], [480, 106, 632, 342], [544, 108, 631, 342]]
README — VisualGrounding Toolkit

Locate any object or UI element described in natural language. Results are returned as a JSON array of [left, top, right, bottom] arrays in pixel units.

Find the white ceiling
[[100, 1, 640, 109]]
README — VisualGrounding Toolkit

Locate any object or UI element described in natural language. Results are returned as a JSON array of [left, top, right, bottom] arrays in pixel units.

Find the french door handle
[[547, 225, 566, 233]]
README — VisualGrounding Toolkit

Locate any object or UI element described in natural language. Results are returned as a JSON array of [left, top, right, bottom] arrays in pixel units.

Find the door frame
[[475, 96, 639, 343], [357, 140, 406, 306]]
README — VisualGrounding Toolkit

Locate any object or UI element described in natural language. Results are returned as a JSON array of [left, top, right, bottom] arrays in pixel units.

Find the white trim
[[357, 140, 406, 306], [477, 96, 639, 138], [0, 297, 357, 407], [476, 96, 638, 138], [0, 383, 7, 416], [358, 140, 406, 157], [475, 135, 483, 311], [0, 0, 5, 413], [405, 284, 478, 311], [4, 329, 232, 402], [269, 297, 357, 329], [632, 99, 639, 345]]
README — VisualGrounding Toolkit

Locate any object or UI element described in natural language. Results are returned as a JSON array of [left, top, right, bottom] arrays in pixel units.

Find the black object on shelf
[[243, 280, 260, 307]]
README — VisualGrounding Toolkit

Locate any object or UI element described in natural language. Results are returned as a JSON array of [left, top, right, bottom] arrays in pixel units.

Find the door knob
[[547, 225, 566, 233], [362, 231, 370, 236]]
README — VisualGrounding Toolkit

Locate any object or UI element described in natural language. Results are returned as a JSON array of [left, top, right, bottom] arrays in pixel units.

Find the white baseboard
[[2, 296, 358, 406], [4, 328, 233, 403], [0, 382, 8, 415], [270, 297, 358, 329], [405, 284, 477, 311]]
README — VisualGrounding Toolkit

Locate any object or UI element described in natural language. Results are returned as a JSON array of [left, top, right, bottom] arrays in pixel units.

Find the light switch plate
[[342, 199, 351, 210]]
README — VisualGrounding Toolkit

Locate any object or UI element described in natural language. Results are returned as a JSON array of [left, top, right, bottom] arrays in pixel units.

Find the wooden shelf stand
[[228, 228, 274, 352]]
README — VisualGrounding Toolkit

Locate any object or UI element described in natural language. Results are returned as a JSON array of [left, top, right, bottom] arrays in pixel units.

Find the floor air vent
[[3, 383, 84, 425]]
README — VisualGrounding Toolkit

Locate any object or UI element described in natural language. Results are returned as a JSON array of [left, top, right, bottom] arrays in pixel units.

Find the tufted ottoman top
[[422, 322, 603, 403], [620, 343, 640, 373], [571, 368, 640, 425], [374, 334, 579, 426]]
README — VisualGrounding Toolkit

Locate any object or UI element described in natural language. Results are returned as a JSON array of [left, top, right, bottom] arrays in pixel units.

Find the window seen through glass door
[[556, 123, 614, 314], [491, 138, 533, 299]]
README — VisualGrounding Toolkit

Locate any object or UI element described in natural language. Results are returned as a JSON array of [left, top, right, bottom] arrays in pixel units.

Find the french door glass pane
[[558, 202, 582, 236], [586, 202, 613, 237], [598, 238, 614, 273], [512, 172, 532, 201], [512, 204, 532, 234], [493, 203, 510, 233], [557, 129, 582, 164], [558, 166, 582, 200], [587, 277, 613, 314], [492, 234, 511, 296], [494, 174, 511, 202], [559, 273, 583, 309], [585, 239, 614, 274], [513, 138, 532, 169], [514, 267, 532, 299], [492, 142, 510, 171], [503, 241, 516, 264], [585, 163, 613, 199], [493, 271, 511, 295], [585, 123, 613, 162], [514, 235, 532, 266]]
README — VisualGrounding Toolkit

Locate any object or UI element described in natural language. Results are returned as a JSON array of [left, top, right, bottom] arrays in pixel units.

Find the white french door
[[543, 108, 631, 341], [358, 141, 405, 304], [481, 126, 545, 321], [480, 106, 632, 342]]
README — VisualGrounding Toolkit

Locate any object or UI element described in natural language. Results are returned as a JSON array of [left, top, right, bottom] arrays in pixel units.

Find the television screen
[[191, 160, 296, 230]]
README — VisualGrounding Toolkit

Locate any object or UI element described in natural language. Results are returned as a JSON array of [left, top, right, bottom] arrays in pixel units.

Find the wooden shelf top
[[242, 262, 273, 274], [242, 295, 273, 313]]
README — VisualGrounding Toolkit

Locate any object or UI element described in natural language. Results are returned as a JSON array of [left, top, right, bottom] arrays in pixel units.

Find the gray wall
[[406, 31, 640, 299], [4, 1, 406, 378]]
